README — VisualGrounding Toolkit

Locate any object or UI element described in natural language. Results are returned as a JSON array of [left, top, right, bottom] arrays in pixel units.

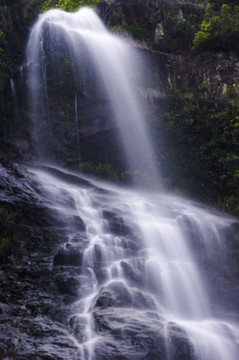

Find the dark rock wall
[[96, 0, 239, 211], [0, 163, 78, 358], [0, 162, 238, 359], [0, 0, 239, 208]]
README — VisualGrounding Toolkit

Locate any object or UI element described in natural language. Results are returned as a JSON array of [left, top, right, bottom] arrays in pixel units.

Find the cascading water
[[26, 7, 158, 180], [26, 6, 239, 360], [31, 167, 239, 360]]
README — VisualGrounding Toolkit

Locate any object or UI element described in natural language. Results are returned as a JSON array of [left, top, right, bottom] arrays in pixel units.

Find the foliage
[[193, 3, 239, 52], [166, 12, 192, 32], [154, 96, 239, 214], [80, 161, 119, 182], [0, 30, 6, 52], [225, 84, 237, 100], [199, 80, 210, 96], [40, 0, 58, 12], [79, 161, 157, 186], [114, 23, 147, 42], [40, 0, 100, 12], [0, 236, 12, 260]]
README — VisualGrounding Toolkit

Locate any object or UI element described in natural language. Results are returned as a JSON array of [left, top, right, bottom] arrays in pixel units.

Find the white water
[[26, 7, 239, 359], [26, 7, 158, 180], [32, 167, 239, 360]]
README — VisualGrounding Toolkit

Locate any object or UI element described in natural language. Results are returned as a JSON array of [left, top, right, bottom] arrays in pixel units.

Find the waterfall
[[26, 7, 158, 180], [26, 6, 239, 360], [31, 166, 239, 360]]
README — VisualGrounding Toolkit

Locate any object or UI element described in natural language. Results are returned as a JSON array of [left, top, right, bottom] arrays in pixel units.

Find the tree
[[193, 3, 239, 52]]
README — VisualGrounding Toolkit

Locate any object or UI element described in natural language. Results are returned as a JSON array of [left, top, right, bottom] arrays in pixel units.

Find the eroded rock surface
[[0, 163, 239, 359]]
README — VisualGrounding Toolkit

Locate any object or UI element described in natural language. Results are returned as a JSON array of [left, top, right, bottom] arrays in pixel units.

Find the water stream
[[26, 7, 158, 179], [26, 7, 239, 359], [32, 167, 239, 360]]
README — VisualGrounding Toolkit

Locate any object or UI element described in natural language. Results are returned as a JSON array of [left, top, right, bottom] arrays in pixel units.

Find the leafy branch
[[193, 3, 239, 52]]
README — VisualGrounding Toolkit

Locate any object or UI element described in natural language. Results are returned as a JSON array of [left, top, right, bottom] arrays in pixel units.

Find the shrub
[[41, 0, 100, 12], [193, 3, 239, 52], [80, 161, 119, 181], [153, 95, 239, 214]]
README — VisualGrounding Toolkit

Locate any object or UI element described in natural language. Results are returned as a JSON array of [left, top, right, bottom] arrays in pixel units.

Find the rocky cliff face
[[0, 2, 239, 358], [96, 0, 239, 99], [1, 1, 237, 158], [0, 162, 77, 359], [94, 0, 239, 211], [1, 1, 238, 212], [0, 162, 238, 359]]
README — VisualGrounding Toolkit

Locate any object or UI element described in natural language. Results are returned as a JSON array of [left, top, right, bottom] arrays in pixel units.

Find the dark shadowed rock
[[53, 244, 83, 267], [103, 210, 132, 235]]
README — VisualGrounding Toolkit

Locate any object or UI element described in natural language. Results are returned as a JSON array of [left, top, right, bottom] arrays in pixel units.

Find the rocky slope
[[1, 1, 239, 359], [0, 162, 239, 359], [0, 0, 238, 212], [96, 0, 239, 212], [0, 162, 79, 359]]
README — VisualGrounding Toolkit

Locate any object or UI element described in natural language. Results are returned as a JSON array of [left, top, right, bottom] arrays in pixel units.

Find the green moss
[[0, 236, 12, 259], [80, 161, 119, 182]]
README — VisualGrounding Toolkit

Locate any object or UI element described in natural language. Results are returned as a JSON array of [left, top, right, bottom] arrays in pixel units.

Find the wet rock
[[167, 322, 196, 360], [53, 270, 81, 297], [0, 162, 80, 358], [0, 161, 238, 360], [95, 281, 132, 308], [96, 0, 204, 54], [53, 243, 83, 267], [120, 260, 144, 287], [93, 307, 167, 360], [94, 281, 157, 310], [103, 210, 131, 235]]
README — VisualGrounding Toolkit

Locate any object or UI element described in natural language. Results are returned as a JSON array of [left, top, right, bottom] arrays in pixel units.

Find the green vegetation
[[193, 3, 239, 52], [79, 161, 156, 186], [0, 236, 12, 260], [166, 12, 193, 32], [155, 95, 239, 214], [0, 30, 6, 52], [225, 84, 237, 101], [80, 161, 119, 182], [112, 22, 147, 42], [199, 80, 210, 97], [40, 0, 100, 12], [5, 0, 100, 13]]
